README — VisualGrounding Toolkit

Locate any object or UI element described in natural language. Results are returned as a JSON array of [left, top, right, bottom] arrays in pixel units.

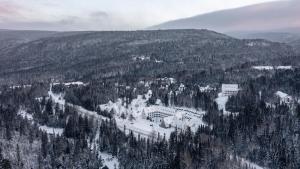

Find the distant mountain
[[227, 31, 300, 54], [289, 39, 300, 54], [150, 0, 300, 33], [0, 30, 57, 51], [229, 32, 300, 43], [0, 29, 294, 84]]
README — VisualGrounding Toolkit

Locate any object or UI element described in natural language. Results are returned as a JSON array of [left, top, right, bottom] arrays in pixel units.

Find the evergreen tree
[[41, 133, 48, 158]]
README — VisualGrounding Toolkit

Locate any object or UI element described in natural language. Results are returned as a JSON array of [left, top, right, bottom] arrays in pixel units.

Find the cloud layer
[[152, 0, 300, 33], [0, 0, 278, 31]]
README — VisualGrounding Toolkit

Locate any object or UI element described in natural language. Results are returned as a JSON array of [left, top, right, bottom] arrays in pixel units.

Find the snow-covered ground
[[18, 84, 119, 168], [230, 155, 265, 169], [155, 59, 163, 63], [39, 125, 63, 136], [246, 41, 270, 47], [17, 109, 33, 120], [100, 90, 206, 139], [53, 81, 88, 87], [99, 152, 119, 169], [215, 93, 230, 115], [10, 84, 32, 89], [48, 85, 108, 121], [199, 85, 215, 92], [116, 117, 174, 139], [252, 66, 292, 70], [17, 109, 64, 136], [90, 126, 119, 169], [230, 155, 266, 169], [49, 92, 65, 106], [241, 158, 265, 169]]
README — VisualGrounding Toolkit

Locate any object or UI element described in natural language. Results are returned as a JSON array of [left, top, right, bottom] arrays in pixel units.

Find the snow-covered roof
[[275, 91, 291, 98], [252, 66, 292, 70], [222, 84, 239, 91], [199, 85, 215, 92]]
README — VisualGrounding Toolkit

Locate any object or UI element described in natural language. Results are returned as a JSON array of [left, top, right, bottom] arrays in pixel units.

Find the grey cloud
[[90, 11, 109, 19], [58, 16, 80, 25], [0, 11, 134, 31]]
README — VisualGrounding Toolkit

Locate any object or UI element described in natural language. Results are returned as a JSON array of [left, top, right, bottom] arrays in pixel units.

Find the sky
[[0, 0, 278, 31]]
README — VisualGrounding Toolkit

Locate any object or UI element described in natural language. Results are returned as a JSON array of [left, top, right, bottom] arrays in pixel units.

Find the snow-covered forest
[[0, 29, 300, 169]]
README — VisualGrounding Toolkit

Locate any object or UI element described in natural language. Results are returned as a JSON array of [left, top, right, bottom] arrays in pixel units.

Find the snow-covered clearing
[[39, 125, 63, 136], [230, 155, 265, 169], [252, 66, 292, 70], [48, 85, 108, 121], [115, 117, 174, 139], [10, 84, 32, 89], [155, 59, 163, 63], [99, 152, 119, 169], [246, 41, 270, 47], [17, 109, 33, 120], [53, 81, 88, 87], [49, 86, 120, 167], [100, 90, 207, 139], [90, 123, 119, 169], [199, 85, 215, 92], [49, 92, 65, 106], [17, 109, 64, 136], [241, 158, 264, 169], [215, 93, 231, 115]]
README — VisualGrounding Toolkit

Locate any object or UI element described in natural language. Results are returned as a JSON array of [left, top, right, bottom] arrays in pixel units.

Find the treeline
[[88, 118, 252, 169], [0, 82, 255, 169]]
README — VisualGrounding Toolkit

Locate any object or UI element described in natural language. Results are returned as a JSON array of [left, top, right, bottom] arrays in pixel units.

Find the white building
[[221, 84, 239, 96], [275, 91, 293, 105], [148, 111, 173, 123], [147, 106, 202, 124]]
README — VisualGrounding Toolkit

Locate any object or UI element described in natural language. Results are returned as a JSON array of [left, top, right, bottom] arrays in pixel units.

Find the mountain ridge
[[150, 0, 300, 33], [0, 29, 294, 84]]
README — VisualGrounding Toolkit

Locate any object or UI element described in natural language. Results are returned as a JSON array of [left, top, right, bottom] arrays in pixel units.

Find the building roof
[[275, 91, 290, 98], [222, 84, 239, 91]]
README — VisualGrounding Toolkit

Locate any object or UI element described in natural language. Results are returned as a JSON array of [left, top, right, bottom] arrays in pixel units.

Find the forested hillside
[[0, 30, 295, 84], [1, 67, 300, 169]]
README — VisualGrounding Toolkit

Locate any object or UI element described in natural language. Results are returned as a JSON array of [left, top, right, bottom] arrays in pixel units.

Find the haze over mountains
[[151, 0, 300, 34]]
